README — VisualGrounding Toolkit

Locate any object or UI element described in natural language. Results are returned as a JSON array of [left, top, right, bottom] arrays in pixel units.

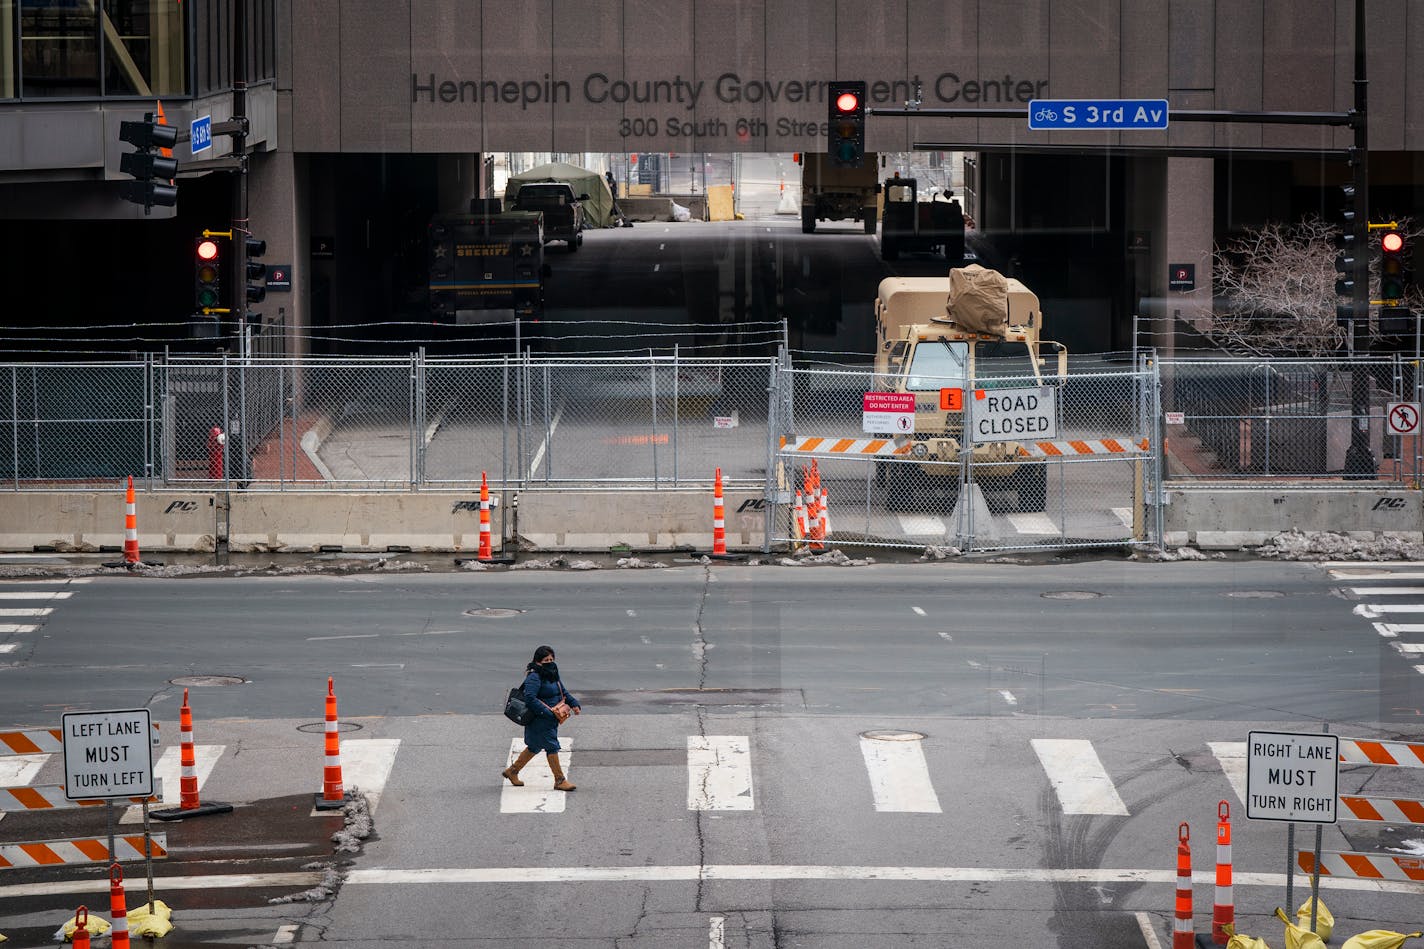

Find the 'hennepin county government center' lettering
[[411, 72, 1049, 110]]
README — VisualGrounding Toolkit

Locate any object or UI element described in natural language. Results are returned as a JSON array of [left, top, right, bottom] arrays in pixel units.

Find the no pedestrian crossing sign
[[61, 708, 154, 801], [1246, 730, 1338, 823], [1386, 402, 1421, 436], [1028, 99, 1169, 131]]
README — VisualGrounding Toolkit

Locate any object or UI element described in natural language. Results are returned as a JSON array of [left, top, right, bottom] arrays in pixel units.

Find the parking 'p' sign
[[1387, 402, 1421, 436]]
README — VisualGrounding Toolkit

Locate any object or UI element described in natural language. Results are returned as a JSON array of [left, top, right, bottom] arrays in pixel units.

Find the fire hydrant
[[208, 426, 226, 479]]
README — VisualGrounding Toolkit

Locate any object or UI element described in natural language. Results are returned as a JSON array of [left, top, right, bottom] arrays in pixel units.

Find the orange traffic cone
[[819, 484, 832, 541], [712, 467, 728, 555], [123, 476, 140, 565], [478, 471, 493, 560], [807, 463, 824, 551], [108, 864, 130, 949], [792, 489, 807, 546], [1213, 801, 1233, 945], [1174, 823, 1194, 949], [315, 676, 349, 810], [151, 688, 232, 821], [72, 905, 92, 949]]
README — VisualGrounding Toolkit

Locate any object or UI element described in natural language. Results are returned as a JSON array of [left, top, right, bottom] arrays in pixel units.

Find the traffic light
[[1380, 229, 1406, 303], [827, 80, 866, 168], [1333, 230, 1360, 325], [245, 237, 268, 304], [195, 236, 223, 313], [117, 113, 178, 213]]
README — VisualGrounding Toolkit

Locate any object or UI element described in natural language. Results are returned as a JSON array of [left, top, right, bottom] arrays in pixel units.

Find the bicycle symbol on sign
[[1033, 108, 1058, 123]]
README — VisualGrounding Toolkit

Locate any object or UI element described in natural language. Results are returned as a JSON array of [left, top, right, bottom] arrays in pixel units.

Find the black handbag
[[503, 686, 533, 725]]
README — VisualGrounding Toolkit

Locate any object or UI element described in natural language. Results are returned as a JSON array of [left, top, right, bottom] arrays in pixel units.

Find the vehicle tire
[[863, 210, 877, 234], [801, 209, 816, 234], [1016, 463, 1047, 511]]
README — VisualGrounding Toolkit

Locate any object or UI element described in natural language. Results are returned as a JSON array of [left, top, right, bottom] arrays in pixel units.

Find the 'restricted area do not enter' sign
[[1246, 730, 1338, 823], [61, 708, 154, 800]]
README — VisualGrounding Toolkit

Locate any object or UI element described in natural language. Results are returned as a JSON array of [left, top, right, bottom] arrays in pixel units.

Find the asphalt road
[[1, 557, 1422, 947]]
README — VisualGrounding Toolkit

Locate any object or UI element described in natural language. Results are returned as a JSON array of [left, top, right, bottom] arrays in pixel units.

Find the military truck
[[428, 204, 549, 324], [796, 152, 880, 234], [879, 173, 966, 262], [873, 266, 1067, 511]]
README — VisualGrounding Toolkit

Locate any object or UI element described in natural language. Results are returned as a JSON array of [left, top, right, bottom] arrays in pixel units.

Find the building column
[[1162, 157, 1214, 358], [248, 150, 306, 358]]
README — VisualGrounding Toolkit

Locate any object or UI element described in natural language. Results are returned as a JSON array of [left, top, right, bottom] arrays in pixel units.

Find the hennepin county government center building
[[0, 1, 1420, 358]]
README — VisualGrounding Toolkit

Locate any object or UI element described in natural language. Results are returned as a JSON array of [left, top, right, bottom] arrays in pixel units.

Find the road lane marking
[[122, 744, 224, 824], [1393, 643, 1424, 655], [528, 403, 565, 479], [1334, 571, 1424, 580], [688, 736, 754, 811], [896, 514, 945, 535], [0, 753, 47, 791], [1208, 741, 1247, 806], [859, 736, 941, 813], [1135, 912, 1165, 949], [0, 578, 88, 584], [938, 632, 953, 642], [0, 591, 72, 600], [310, 738, 401, 815], [709, 915, 725, 949], [1344, 587, 1424, 596], [1000, 690, 1018, 706], [1031, 739, 1129, 816], [0, 608, 52, 616], [272, 924, 299, 944], [307, 633, 379, 641], [0, 644, 15, 653], [1008, 513, 1060, 535], [501, 738, 573, 814], [911, 606, 926, 616], [1354, 604, 1424, 618], [338, 864, 1424, 894], [0, 624, 37, 633]]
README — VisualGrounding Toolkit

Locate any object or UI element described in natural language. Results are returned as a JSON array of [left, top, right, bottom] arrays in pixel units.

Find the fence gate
[[770, 359, 1162, 552]]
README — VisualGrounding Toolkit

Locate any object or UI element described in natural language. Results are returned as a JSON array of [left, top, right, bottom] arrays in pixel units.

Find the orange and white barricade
[[712, 468, 727, 555], [1174, 822, 1194, 949], [1339, 738, 1424, 768], [1339, 795, 1424, 823], [478, 471, 494, 560], [1298, 849, 1424, 882], [123, 476, 140, 565]]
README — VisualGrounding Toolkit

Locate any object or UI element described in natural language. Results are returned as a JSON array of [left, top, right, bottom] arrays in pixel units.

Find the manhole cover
[[463, 607, 526, 618], [1041, 590, 1103, 600], [1225, 590, 1285, 599], [169, 675, 246, 687], [860, 729, 927, 742], [296, 720, 364, 734]]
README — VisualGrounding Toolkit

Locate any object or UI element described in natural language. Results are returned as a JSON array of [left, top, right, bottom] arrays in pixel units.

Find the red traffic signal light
[[827, 80, 867, 168], [835, 91, 860, 113], [195, 237, 223, 311], [1380, 229, 1406, 302], [1381, 230, 1404, 254], [197, 239, 219, 261]]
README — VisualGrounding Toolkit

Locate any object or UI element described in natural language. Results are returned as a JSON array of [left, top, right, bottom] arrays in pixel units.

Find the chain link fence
[[770, 358, 1160, 552], [1159, 356, 1421, 483], [0, 355, 776, 491]]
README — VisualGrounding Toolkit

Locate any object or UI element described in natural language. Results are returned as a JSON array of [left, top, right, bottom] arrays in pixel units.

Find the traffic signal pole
[[232, 0, 251, 364], [1343, 0, 1376, 477]]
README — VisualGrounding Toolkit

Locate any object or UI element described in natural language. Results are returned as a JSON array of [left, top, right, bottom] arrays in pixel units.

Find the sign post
[[1247, 729, 1338, 934]]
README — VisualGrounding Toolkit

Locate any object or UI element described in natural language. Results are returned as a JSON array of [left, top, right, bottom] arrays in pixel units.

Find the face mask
[[538, 661, 559, 680]]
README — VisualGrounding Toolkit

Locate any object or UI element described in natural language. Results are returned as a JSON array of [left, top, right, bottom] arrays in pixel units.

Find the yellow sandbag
[[128, 899, 173, 922], [59, 913, 111, 940], [1222, 922, 1276, 949], [1341, 932, 1424, 949], [1296, 897, 1334, 942], [1276, 907, 1328, 949]]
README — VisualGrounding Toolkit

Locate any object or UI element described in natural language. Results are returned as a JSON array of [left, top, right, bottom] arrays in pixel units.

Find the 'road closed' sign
[[1246, 730, 1338, 823], [970, 386, 1058, 444]]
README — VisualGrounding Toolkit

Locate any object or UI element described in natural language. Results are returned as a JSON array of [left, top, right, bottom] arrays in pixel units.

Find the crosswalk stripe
[[1031, 739, 1129, 815], [1007, 513, 1060, 535], [0, 608, 51, 616], [122, 744, 224, 824], [501, 738, 573, 814], [0, 578, 87, 584], [0, 754, 49, 825], [1330, 570, 1424, 580], [0, 644, 15, 654], [1208, 742, 1248, 806], [1394, 643, 1424, 655], [688, 736, 754, 811], [1354, 604, 1424, 617], [0, 624, 37, 634], [1376, 624, 1424, 636], [310, 738, 401, 816], [0, 591, 72, 600], [859, 737, 941, 813]]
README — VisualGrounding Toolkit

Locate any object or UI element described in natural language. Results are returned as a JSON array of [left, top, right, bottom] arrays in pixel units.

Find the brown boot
[[502, 748, 536, 786], [547, 752, 576, 791]]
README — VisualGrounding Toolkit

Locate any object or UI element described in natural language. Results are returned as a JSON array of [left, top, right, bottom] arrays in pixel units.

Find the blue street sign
[[191, 115, 213, 155], [1028, 99, 1169, 131]]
